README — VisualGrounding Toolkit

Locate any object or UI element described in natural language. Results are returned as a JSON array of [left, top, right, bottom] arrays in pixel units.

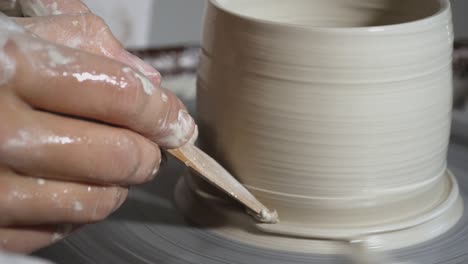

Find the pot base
[[175, 169, 463, 253]]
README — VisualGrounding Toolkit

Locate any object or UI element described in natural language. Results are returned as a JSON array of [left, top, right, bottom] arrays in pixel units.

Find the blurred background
[[81, 0, 468, 142], [81, 0, 467, 48], [82, 0, 204, 49]]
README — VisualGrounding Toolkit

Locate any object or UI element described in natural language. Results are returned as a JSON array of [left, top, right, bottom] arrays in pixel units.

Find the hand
[[0, 0, 195, 253]]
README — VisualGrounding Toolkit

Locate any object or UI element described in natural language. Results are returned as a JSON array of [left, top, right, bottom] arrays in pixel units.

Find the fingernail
[[51, 224, 74, 242], [147, 153, 161, 181], [133, 139, 161, 184], [159, 109, 196, 148], [178, 110, 195, 137], [113, 188, 128, 212]]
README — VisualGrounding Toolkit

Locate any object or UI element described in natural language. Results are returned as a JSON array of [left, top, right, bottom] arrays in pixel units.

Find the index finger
[[5, 34, 195, 148]]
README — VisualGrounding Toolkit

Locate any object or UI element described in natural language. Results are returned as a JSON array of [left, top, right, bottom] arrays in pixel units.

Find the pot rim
[[209, 0, 451, 34]]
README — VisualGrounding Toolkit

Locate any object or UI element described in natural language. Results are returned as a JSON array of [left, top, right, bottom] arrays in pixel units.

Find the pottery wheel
[[35, 85, 468, 263], [34, 140, 468, 264]]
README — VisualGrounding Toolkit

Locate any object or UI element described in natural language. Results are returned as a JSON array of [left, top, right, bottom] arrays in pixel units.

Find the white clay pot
[[191, 0, 461, 245]]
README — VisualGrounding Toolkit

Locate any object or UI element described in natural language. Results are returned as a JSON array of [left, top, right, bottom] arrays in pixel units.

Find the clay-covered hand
[[0, 0, 195, 253]]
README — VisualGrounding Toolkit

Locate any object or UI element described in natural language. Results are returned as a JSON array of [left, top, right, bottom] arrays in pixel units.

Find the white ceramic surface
[[176, 169, 463, 252], [193, 0, 461, 246]]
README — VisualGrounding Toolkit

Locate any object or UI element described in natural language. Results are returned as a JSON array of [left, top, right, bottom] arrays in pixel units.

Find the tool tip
[[252, 208, 279, 224]]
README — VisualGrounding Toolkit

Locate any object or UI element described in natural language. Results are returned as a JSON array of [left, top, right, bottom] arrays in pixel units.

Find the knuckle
[[88, 188, 125, 222], [151, 151, 162, 178], [139, 148, 161, 184]]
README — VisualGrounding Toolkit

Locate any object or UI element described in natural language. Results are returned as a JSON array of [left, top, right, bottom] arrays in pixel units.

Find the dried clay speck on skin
[[0, 13, 23, 85], [161, 92, 168, 102], [159, 110, 193, 147], [8, 190, 32, 201], [47, 47, 74, 67], [19, 0, 62, 16], [123, 67, 155, 95], [67, 36, 82, 49], [73, 201, 84, 211], [2, 129, 86, 152], [37, 178, 46, 185]]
